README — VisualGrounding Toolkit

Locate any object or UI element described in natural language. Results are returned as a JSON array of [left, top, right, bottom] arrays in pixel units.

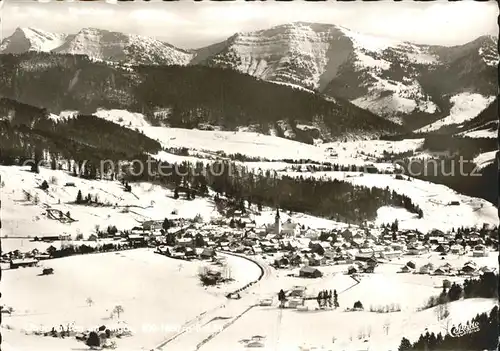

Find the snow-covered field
[[457, 120, 498, 139], [199, 297, 497, 351], [417, 93, 496, 133], [281, 171, 498, 232], [0, 249, 261, 351], [473, 150, 497, 170], [319, 138, 424, 160], [197, 258, 498, 351], [0, 165, 218, 238], [89, 109, 426, 165]]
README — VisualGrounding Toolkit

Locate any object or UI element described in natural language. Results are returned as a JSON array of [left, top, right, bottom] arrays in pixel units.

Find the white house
[[472, 245, 488, 257], [304, 229, 320, 240], [281, 221, 301, 237], [450, 245, 464, 255]]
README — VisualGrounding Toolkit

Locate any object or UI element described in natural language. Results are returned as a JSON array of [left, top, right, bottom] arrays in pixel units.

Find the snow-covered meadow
[[416, 93, 496, 133], [0, 248, 261, 351], [196, 260, 498, 351], [0, 165, 219, 238], [279, 170, 497, 233]]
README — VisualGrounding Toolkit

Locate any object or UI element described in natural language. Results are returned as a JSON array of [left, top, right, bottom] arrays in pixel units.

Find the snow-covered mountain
[[53, 28, 194, 65], [1, 23, 497, 129], [0, 27, 67, 53], [1, 27, 194, 66], [195, 22, 497, 128]]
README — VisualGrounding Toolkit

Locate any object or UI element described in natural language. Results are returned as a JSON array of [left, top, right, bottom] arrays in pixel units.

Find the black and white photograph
[[0, 0, 498, 350]]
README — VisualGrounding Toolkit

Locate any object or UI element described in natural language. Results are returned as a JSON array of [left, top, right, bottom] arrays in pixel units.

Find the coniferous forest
[[0, 52, 403, 143], [124, 159, 423, 224], [398, 306, 498, 351]]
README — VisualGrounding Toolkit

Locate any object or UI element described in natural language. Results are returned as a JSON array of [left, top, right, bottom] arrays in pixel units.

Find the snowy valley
[[0, 13, 498, 351]]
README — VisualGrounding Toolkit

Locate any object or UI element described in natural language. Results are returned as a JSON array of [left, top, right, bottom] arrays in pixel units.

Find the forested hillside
[[0, 98, 161, 178], [0, 52, 404, 143]]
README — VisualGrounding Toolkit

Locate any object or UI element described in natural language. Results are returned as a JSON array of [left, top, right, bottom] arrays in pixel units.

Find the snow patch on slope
[[352, 77, 437, 123], [93, 109, 151, 129], [338, 26, 400, 52], [473, 151, 497, 170], [281, 171, 498, 233], [417, 93, 495, 132], [459, 128, 498, 139]]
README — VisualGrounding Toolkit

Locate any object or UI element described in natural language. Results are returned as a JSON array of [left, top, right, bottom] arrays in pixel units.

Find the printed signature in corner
[[449, 321, 480, 337]]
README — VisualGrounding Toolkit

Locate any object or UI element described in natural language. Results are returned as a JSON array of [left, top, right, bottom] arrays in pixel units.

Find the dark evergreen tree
[[398, 337, 412, 351], [76, 190, 83, 204], [162, 218, 171, 231], [86, 331, 100, 348], [40, 180, 49, 190]]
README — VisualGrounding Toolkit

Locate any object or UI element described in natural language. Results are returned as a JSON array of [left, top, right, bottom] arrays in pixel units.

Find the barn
[[10, 258, 39, 269], [299, 266, 322, 278]]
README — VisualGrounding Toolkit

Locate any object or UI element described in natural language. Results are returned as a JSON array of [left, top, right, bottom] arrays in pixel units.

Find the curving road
[[154, 252, 274, 351]]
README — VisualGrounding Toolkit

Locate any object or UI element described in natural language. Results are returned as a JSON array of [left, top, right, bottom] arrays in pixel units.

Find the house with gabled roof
[[472, 244, 488, 257], [399, 265, 412, 273]]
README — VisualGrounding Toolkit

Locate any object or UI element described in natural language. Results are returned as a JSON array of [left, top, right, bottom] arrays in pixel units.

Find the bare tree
[[436, 303, 450, 321], [383, 319, 390, 335], [436, 303, 452, 334], [223, 263, 232, 280], [113, 305, 124, 319], [24, 191, 32, 202]]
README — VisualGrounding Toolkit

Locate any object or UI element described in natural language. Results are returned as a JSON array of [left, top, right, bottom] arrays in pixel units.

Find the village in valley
[[0, 1, 499, 350], [4, 194, 496, 279], [1, 166, 498, 350]]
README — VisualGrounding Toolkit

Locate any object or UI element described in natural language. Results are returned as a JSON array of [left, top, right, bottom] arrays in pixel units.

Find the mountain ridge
[[0, 53, 405, 143], [1, 23, 497, 130]]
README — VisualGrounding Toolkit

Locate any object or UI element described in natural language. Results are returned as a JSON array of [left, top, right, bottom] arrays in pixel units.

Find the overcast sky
[[1, 0, 498, 49]]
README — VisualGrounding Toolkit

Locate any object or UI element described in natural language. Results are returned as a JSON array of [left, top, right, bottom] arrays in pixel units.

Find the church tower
[[275, 208, 281, 235]]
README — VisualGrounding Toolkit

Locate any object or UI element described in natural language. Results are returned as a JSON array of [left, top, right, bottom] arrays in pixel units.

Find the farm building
[[462, 264, 477, 274], [407, 244, 427, 255], [472, 245, 488, 257], [399, 265, 412, 273], [177, 237, 194, 247], [289, 286, 307, 297], [299, 266, 323, 278], [10, 258, 38, 269], [127, 234, 146, 246], [380, 250, 402, 259], [200, 248, 216, 259], [450, 245, 464, 255], [434, 244, 449, 253], [40, 234, 71, 242], [142, 220, 163, 231], [34, 253, 51, 260]]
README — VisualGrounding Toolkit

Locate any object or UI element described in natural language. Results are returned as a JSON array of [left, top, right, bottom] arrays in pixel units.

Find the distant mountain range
[[1, 23, 498, 132]]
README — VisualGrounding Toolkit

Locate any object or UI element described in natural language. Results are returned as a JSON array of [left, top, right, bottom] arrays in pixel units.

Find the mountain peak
[[1, 27, 67, 54]]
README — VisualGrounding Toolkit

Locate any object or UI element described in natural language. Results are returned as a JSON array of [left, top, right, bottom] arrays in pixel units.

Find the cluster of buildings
[[399, 259, 496, 276], [133, 209, 496, 277], [4, 206, 496, 275]]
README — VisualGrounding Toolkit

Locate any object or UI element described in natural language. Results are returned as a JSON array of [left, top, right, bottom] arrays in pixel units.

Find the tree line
[[398, 305, 498, 351], [123, 159, 423, 225], [0, 52, 403, 142]]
